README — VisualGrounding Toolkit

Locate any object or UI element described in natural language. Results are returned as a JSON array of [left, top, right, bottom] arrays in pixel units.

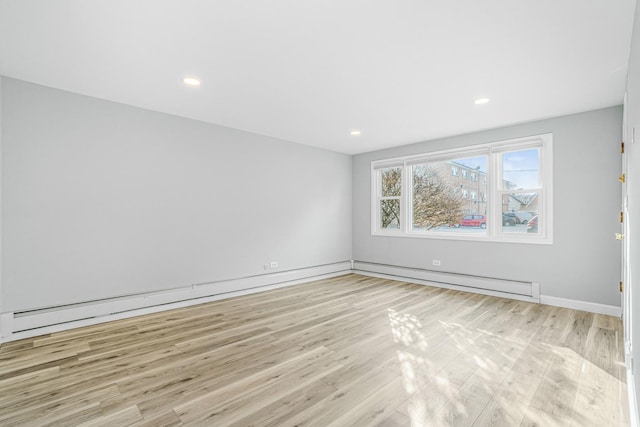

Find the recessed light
[[183, 77, 201, 87], [350, 130, 361, 136], [474, 98, 490, 105]]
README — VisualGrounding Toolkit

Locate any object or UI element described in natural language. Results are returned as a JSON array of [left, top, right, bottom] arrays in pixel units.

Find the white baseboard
[[0, 262, 351, 344], [539, 295, 622, 317], [628, 362, 639, 427], [0, 260, 624, 344], [353, 261, 540, 303], [0, 313, 11, 343], [354, 270, 540, 303], [352, 262, 623, 316]]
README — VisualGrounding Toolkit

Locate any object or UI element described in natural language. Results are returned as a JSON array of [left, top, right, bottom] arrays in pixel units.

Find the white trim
[[0, 76, 3, 330], [353, 261, 540, 302], [539, 295, 622, 317], [374, 134, 546, 166], [371, 163, 403, 233], [354, 270, 539, 303], [353, 262, 623, 316], [0, 262, 351, 343], [371, 229, 553, 245], [628, 361, 640, 427], [0, 261, 624, 344]]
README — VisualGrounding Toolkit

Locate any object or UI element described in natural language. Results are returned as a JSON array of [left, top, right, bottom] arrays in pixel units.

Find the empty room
[[2, 1, 640, 426]]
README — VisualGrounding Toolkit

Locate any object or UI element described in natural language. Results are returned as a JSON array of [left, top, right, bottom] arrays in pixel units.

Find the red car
[[460, 214, 487, 228], [527, 215, 538, 233]]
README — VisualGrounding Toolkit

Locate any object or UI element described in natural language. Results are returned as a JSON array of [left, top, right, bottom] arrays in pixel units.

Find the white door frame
[[623, 94, 632, 364]]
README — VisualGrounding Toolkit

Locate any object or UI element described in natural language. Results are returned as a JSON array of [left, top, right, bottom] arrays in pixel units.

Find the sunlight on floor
[[386, 306, 628, 426]]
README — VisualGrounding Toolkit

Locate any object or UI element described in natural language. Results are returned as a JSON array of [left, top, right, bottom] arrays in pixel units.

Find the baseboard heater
[[1, 260, 538, 343], [1, 261, 352, 341], [352, 261, 540, 302]]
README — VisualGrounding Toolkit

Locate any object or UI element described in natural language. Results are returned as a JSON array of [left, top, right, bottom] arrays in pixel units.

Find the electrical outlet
[[270, 261, 278, 268], [432, 259, 441, 266]]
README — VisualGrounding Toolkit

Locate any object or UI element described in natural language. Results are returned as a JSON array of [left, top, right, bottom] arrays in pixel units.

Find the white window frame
[[370, 133, 553, 244], [371, 161, 403, 234]]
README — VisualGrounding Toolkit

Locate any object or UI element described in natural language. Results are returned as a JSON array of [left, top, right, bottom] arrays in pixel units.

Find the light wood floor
[[0, 274, 629, 426]]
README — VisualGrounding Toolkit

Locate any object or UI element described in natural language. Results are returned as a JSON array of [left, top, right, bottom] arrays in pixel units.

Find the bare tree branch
[[380, 168, 401, 228], [412, 165, 462, 230]]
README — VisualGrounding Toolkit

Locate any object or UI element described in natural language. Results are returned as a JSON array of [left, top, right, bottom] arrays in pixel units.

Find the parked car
[[460, 214, 486, 228], [502, 213, 517, 226], [503, 212, 519, 224], [504, 211, 534, 224], [527, 215, 538, 233]]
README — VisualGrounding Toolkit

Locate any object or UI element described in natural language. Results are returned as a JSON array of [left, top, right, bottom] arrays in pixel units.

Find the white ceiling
[[0, 1, 636, 154]]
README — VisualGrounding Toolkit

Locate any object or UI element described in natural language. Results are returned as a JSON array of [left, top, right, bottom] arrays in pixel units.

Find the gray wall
[[353, 106, 623, 306], [0, 77, 352, 312], [624, 0, 640, 415], [0, 76, 625, 313]]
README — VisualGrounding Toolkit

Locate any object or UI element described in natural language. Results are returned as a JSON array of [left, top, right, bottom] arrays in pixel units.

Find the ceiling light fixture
[[350, 130, 361, 136], [183, 77, 201, 87], [474, 98, 490, 105]]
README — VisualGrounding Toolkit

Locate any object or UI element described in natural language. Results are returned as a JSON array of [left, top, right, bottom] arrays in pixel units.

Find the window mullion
[[403, 162, 411, 233], [489, 148, 500, 235]]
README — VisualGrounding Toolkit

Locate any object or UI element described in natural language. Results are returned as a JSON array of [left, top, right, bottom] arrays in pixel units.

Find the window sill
[[371, 230, 553, 245]]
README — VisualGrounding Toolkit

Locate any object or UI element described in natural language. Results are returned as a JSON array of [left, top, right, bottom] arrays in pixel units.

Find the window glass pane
[[412, 156, 487, 233], [503, 149, 539, 189], [380, 167, 401, 197], [501, 191, 539, 234], [380, 199, 400, 229]]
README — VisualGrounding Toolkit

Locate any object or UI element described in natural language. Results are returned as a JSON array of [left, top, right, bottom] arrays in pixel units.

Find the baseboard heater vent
[[0, 261, 351, 342], [352, 261, 540, 302]]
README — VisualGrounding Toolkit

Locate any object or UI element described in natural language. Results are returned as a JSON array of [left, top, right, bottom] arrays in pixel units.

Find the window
[[371, 134, 552, 243], [405, 158, 486, 232], [374, 166, 402, 230], [411, 155, 487, 233], [498, 147, 541, 236]]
